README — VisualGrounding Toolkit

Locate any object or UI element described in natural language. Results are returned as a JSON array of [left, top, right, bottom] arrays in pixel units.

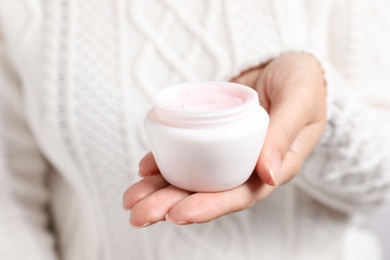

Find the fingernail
[[138, 170, 152, 178], [165, 213, 189, 225], [138, 159, 145, 171], [267, 151, 282, 186], [137, 170, 148, 178], [130, 221, 153, 229]]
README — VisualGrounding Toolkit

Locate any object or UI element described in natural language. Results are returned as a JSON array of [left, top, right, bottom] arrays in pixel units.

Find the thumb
[[256, 91, 325, 185], [254, 64, 324, 186], [256, 92, 309, 186], [254, 53, 327, 187]]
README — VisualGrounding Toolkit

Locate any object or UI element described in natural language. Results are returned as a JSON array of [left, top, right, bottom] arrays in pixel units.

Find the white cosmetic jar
[[145, 82, 269, 192]]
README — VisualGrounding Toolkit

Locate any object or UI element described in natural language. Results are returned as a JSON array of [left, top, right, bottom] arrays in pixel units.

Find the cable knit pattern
[[1, 1, 390, 260], [70, 1, 133, 258], [295, 70, 390, 213]]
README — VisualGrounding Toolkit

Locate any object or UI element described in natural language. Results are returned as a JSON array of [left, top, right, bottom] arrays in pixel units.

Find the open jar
[[145, 82, 269, 192]]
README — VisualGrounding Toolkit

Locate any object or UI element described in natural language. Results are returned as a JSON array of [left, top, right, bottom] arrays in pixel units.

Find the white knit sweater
[[1, 1, 390, 260]]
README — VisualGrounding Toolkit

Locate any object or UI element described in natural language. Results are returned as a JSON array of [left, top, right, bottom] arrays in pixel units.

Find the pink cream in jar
[[145, 82, 269, 192]]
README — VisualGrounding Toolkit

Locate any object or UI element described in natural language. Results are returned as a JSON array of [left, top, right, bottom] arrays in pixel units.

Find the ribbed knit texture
[[1, 1, 390, 260]]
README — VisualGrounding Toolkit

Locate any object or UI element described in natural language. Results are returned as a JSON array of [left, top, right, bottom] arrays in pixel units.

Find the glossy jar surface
[[145, 82, 269, 192]]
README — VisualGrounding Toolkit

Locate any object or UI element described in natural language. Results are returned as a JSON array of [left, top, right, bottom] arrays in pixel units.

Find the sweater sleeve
[[0, 38, 58, 259], [294, 63, 390, 215], [293, 0, 390, 216]]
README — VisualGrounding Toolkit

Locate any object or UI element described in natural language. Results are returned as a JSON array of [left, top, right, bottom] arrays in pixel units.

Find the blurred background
[[363, 204, 390, 259]]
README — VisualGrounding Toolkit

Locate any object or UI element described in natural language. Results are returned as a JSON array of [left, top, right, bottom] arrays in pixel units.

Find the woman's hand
[[123, 52, 327, 228]]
